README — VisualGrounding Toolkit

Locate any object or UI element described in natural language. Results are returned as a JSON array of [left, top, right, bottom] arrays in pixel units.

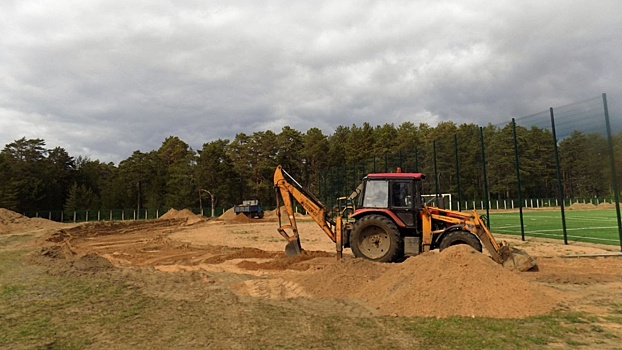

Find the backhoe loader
[[274, 165, 537, 271]]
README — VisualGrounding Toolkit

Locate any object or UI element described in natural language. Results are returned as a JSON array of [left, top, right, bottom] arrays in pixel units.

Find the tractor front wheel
[[350, 215, 402, 262], [438, 230, 482, 252]]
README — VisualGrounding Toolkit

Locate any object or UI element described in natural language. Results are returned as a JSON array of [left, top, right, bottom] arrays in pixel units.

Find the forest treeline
[[1, 121, 620, 214]]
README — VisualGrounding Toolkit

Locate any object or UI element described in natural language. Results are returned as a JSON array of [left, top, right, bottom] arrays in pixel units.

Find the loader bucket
[[284, 238, 302, 256], [498, 245, 537, 272]]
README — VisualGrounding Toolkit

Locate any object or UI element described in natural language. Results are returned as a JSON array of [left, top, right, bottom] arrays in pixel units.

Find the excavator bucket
[[498, 245, 538, 272], [284, 238, 302, 256]]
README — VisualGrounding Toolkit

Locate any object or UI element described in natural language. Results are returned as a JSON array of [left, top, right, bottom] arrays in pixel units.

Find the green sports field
[[488, 209, 622, 246]]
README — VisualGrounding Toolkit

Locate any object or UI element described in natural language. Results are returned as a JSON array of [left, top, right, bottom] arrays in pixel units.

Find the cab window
[[391, 181, 413, 208], [362, 180, 388, 208]]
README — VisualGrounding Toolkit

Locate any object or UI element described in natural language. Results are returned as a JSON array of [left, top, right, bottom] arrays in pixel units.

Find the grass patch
[[0, 252, 152, 348], [489, 209, 621, 245]]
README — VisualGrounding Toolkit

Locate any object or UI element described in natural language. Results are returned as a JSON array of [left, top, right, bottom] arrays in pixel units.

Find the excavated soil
[[567, 203, 597, 210], [294, 245, 561, 318], [5, 207, 622, 323], [0, 208, 68, 234]]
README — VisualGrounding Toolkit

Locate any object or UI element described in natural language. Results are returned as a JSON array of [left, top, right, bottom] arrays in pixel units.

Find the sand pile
[[219, 207, 237, 220], [218, 208, 255, 222], [263, 207, 284, 219], [597, 202, 616, 210], [159, 208, 205, 225], [227, 213, 256, 223], [0, 208, 65, 234], [0, 208, 26, 223], [297, 245, 561, 318], [567, 203, 596, 210]]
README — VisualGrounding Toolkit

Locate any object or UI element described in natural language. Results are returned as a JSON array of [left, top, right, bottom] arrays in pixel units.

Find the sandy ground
[[4, 207, 622, 340]]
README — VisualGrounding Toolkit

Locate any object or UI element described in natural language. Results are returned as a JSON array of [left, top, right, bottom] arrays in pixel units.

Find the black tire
[[350, 214, 402, 262], [438, 230, 482, 252]]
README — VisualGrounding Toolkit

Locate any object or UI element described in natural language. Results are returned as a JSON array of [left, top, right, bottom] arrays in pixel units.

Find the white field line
[[494, 226, 619, 243], [561, 226, 618, 231], [495, 214, 615, 222], [525, 232, 617, 243], [495, 226, 618, 232], [493, 225, 522, 230], [496, 230, 618, 243]]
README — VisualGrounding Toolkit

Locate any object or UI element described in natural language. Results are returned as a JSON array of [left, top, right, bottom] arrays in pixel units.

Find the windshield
[[362, 180, 388, 208]]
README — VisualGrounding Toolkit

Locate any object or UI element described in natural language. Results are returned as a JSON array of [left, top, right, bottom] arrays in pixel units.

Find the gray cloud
[[1, 0, 621, 163]]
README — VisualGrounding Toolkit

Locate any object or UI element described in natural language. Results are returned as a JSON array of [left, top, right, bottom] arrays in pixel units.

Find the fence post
[[601, 93, 622, 251], [343, 163, 348, 196], [454, 134, 462, 211], [433, 140, 440, 199], [550, 107, 568, 244], [353, 163, 358, 191], [512, 119, 526, 240], [479, 127, 491, 228], [414, 147, 419, 172]]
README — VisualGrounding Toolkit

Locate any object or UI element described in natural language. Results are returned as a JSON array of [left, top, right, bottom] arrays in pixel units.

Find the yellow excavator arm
[[274, 165, 342, 256], [421, 206, 536, 271]]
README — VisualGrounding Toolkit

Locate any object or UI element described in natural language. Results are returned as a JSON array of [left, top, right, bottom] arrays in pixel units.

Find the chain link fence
[[23, 207, 228, 223], [318, 93, 622, 249]]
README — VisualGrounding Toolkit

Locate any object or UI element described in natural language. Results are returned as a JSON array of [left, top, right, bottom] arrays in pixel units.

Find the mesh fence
[[318, 93, 622, 248], [23, 207, 231, 223]]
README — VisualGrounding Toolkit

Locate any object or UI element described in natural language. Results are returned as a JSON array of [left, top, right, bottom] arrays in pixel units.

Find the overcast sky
[[1, 0, 621, 164]]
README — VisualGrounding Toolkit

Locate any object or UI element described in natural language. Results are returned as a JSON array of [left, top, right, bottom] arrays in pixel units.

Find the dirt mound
[[72, 253, 115, 272], [296, 258, 390, 297], [159, 208, 193, 220], [296, 245, 561, 318], [220, 209, 268, 223], [568, 203, 596, 210], [597, 202, 616, 210], [159, 208, 205, 225], [0, 208, 65, 234], [30, 246, 114, 276], [219, 207, 237, 220], [0, 208, 26, 224], [263, 207, 283, 218], [225, 213, 256, 224]]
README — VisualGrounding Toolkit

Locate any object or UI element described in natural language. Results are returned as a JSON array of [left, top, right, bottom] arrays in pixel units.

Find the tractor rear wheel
[[439, 230, 482, 252], [350, 214, 402, 262]]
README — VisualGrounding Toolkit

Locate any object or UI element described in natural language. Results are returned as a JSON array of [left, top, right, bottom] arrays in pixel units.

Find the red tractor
[[274, 166, 536, 271]]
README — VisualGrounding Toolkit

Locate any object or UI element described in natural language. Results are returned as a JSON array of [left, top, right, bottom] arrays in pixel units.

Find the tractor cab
[[355, 171, 426, 229]]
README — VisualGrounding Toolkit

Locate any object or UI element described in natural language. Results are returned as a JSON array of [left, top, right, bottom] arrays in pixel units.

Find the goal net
[[421, 194, 453, 210]]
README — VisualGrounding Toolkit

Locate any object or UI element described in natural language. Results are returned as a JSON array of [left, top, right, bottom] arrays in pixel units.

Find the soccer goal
[[421, 193, 453, 210]]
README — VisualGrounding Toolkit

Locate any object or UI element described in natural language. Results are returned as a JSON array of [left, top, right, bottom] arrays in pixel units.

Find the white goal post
[[421, 193, 453, 210]]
